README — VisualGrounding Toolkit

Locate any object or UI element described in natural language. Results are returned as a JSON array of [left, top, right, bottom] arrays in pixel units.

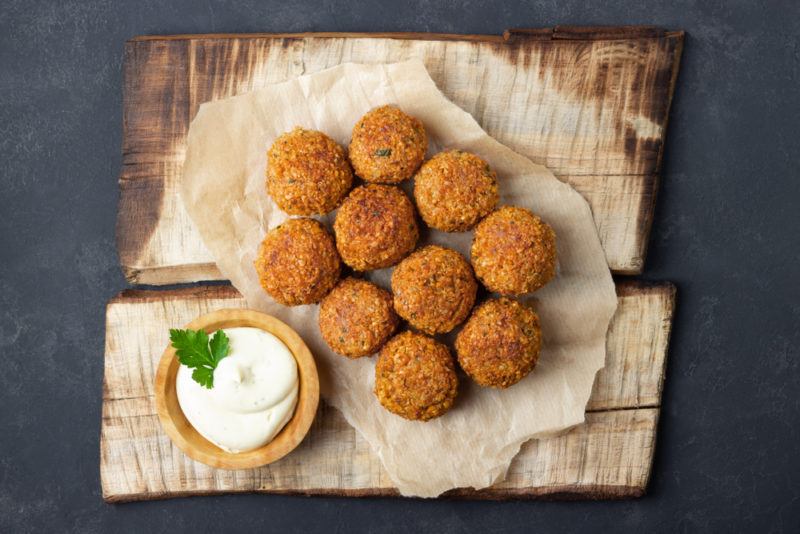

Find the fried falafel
[[471, 206, 557, 295], [319, 277, 399, 358], [333, 184, 419, 271], [413, 150, 499, 232], [267, 127, 353, 215], [254, 218, 341, 306], [391, 245, 477, 335], [374, 331, 458, 421], [455, 297, 541, 388], [349, 105, 427, 184]]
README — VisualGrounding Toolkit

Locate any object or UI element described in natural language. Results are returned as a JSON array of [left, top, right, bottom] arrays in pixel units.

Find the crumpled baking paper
[[180, 59, 617, 497]]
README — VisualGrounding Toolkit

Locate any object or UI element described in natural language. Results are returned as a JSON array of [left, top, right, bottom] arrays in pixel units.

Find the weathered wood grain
[[116, 27, 684, 284], [589, 281, 675, 410], [100, 281, 675, 502]]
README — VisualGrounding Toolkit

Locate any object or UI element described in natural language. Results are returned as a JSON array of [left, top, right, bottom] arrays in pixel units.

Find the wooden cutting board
[[106, 26, 682, 502], [100, 281, 675, 502], [116, 26, 683, 284]]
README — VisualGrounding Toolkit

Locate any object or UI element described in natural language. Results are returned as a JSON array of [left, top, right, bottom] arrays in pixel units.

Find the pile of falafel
[[255, 105, 557, 422]]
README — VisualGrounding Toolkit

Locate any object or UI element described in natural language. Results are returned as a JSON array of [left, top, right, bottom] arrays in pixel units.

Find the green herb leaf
[[209, 330, 230, 366], [169, 328, 231, 389], [374, 148, 392, 157], [191, 367, 215, 389]]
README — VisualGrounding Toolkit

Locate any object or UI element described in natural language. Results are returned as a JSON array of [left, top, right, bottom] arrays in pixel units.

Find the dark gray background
[[2, 0, 798, 532]]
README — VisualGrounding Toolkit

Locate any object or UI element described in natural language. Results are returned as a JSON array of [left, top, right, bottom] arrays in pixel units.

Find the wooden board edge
[[103, 482, 645, 504], [640, 407, 663, 494], [129, 31, 506, 44], [614, 279, 676, 299], [615, 278, 677, 410], [116, 39, 191, 283], [654, 31, 686, 174], [590, 172, 660, 276], [630, 173, 660, 276], [610, 31, 683, 275], [116, 177, 166, 284], [126, 26, 677, 44], [550, 25, 665, 40], [108, 280, 674, 305], [121, 262, 223, 285], [629, 31, 683, 273], [108, 284, 242, 305]]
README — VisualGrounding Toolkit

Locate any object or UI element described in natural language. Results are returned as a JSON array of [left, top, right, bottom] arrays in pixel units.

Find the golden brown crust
[[319, 277, 399, 358], [374, 331, 458, 421], [254, 218, 341, 306], [267, 127, 353, 215], [391, 245, 477, 334], [471, 206, 557, 295], [333, 184, 419, 271], [455, 297, 541, 388], [413, 150, 499, 232], [349, 105, 427, 184]]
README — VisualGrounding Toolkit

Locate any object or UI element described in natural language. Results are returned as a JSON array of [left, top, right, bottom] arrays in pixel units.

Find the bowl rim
[[154, 308, 319, 470]]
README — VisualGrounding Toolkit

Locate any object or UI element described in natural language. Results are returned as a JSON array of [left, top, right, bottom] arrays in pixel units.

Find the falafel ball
[[455, 297, 541, 388], [333, 184, 419, 271], [348, 105, 427, 184], [471, 206, 557, 295], [319, 277, 399, 358], [413, 150, 499, 232], [391, 245, 477, 335], [254, 218, 341, 306], [374, 331, 458, 421], [267, 127, 353, 215]]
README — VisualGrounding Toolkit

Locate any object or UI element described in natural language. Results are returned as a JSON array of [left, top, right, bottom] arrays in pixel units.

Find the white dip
[[176, 327, 298, 453]]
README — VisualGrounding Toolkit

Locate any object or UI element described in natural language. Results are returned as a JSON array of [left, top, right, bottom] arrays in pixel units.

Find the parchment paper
[[180, 60, 618, 497]]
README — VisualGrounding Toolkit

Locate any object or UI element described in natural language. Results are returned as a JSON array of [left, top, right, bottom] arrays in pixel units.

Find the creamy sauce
[[176, 327, 298, 453]]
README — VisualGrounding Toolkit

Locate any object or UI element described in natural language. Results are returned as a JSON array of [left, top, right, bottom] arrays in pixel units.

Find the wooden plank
[[101, 405, 659, 502], [589, 281, 675, 410], [116, 39, 220, 284], [116, 27, 684, 284], [564, 174, 658, 274], [100, 281, 675, 502]]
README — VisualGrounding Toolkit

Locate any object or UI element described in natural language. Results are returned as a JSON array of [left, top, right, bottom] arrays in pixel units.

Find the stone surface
[[0, 1, 798, 532]]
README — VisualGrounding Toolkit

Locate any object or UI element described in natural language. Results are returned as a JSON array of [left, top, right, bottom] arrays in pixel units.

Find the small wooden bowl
[[154, 309, 319, 469]]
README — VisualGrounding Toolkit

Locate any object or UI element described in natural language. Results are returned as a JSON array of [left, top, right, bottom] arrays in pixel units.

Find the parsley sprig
[[169, 328, 231, 389]]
